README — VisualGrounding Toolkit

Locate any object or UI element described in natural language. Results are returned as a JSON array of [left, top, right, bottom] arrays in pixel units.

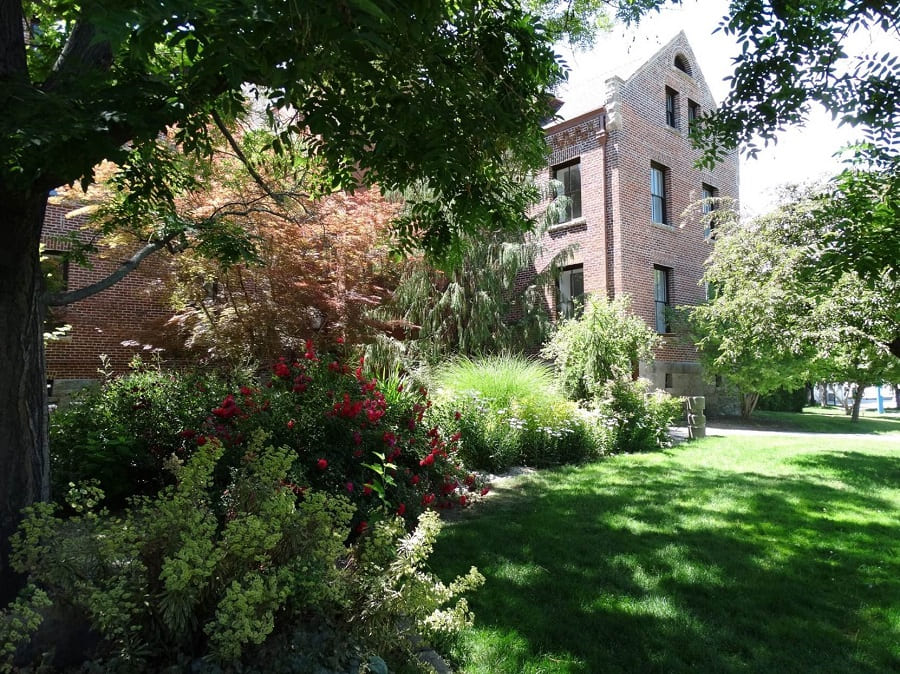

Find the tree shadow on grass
[[790, 450, 900, 491], [432, 458, 900, 673]]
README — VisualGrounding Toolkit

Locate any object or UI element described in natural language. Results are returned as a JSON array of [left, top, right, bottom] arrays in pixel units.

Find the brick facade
[[42, 200, 174, 393], [539, 32, 740, 413]]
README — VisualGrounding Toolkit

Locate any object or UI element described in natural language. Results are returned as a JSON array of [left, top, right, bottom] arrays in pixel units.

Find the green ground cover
[[431, 430, 900, 673], [720, 406, 900, 435]]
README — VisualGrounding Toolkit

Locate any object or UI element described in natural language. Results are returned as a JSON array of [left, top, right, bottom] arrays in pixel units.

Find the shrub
[[198, 346, 485, 524], [50, 359, 244, 506], [431, 355, 596, 471], [757, 386, 808, 412], [588, 379, 684, 453], [541, 295, 660, 401], [51, 344, 484, 525], [10, 435, 482, 672]]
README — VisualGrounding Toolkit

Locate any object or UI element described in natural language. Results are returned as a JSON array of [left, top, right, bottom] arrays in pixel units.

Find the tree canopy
[[690, 186, 900, 418], [0, 0, 608, 602]]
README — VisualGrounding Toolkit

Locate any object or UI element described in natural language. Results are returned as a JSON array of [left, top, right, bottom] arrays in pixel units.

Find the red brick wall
[[42, 201, 174, 380], [535, 111, 609, 315], [539, 34, 739, 370], [606, 34, 739, 365]]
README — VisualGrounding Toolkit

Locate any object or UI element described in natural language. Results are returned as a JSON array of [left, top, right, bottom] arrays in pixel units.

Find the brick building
[[42, 200, 173, 400], [537, 32, 740, 412]]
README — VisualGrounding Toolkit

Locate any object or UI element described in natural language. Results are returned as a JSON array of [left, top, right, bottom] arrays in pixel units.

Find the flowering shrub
[[186, 342, 485, 526], [586, 379, 684, 453], [50, 360, 247, 506], [9, 436, 481, 672]]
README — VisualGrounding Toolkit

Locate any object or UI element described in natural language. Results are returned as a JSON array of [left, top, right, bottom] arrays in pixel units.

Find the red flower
[[459, 494, 468, 506], [336, 336, 345, 345], [355, 521, 368, 534], [396, 503, 406, 516], [345, 482, 354, 492], [316, 458, 328, 471], [239, 385, 253, 396], [353, 449, 363, 458], [363, 484, 373, 496], [410, 474, 420, 485], [197, 435, 207, 446], [420, 453, 435, 467], [454, 411, 462, 420], [304, 341, 317, 361], [287, 419, 295, 429], [422, 493, 435, 506], [178, 429, 196, 439], [273, 362, 290, 378], [352, 431, 362, 445], [481, 487, 490, 496], [382, 431, 396, 447]]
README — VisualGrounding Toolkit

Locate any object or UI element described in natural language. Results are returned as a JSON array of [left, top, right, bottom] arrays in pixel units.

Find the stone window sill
[[549, 217, 587, 233]]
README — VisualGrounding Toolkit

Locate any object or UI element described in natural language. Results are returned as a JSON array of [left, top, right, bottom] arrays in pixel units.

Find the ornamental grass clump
[[431, 355, 595, 471]]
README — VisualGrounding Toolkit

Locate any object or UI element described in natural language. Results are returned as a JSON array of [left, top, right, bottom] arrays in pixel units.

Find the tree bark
[[850, 382, 863, 423], [0, 191, 50, 606], [740, 391, 759, 419]]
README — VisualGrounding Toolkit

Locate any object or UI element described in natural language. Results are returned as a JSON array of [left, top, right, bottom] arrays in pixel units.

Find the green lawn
[[431, 431, 900, 673], [716, 405, 900, 435]]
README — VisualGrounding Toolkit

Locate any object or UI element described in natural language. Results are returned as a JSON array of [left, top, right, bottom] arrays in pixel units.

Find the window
[[701, 183, 717, 214], [674, 54, 691, 75], [665, 87, 678, 128], [702, 183, 719, 237], [650, 163, 668, 225], [654, 265, 671, 334], [688, 100, 699, 131], [664, 373, 673, 389], [557, 265, 584, 319], [552, 160, 581, 223]]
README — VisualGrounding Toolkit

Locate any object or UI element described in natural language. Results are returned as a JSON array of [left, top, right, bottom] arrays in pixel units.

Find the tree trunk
[[740, 391, 759, 419], [894, 384, 899, 411], [0, 192, 50, 606], [850, 382, 864, 423]]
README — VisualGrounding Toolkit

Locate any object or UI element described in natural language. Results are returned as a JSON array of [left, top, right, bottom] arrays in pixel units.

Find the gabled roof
[[548, 30, 699, 125]]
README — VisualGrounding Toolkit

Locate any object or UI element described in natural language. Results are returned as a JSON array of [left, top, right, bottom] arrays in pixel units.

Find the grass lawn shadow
[[431, 439, 900, 673]]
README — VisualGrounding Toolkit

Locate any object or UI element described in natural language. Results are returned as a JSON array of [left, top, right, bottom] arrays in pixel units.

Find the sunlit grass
[[432, 431, 900, 673], [725, 405, 900, 435]]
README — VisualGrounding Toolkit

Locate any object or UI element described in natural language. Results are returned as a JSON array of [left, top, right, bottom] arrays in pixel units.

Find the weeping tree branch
[[45, 235, 175, 306], [212, 110, 286, 203]]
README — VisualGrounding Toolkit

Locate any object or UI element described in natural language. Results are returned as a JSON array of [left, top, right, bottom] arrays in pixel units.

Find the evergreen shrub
[[8, 435, 482, 672]]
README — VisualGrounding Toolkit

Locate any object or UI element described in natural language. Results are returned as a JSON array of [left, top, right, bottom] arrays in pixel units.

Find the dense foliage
[[50, 360, 244, 507], [690, 187, 900, 418], [370, 186, 575, 368], [1, 0, 600, 588], [587, 379, 685, 454], [757, 387, 808, 413], [541, 295, 660, 402], [8, 436, 483, 672], [431, 356, 596, 471], [51, 344, 485, 526]]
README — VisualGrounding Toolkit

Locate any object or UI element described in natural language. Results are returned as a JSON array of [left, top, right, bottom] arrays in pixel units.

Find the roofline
[[543, 106, 607, 135]]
